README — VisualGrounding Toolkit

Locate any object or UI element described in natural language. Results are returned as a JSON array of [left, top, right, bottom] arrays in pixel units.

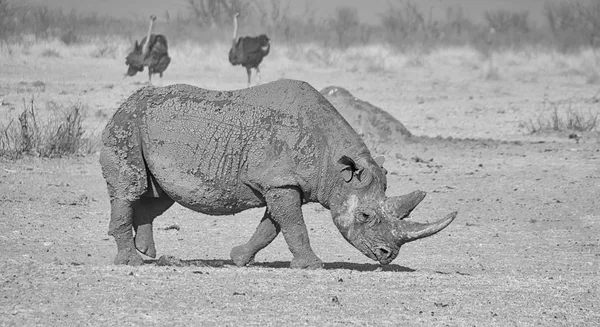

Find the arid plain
[[1, 40, 599, 326]]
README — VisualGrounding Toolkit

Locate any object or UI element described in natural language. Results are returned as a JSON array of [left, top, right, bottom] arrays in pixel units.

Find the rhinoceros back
[[117, 80, 368, 213]]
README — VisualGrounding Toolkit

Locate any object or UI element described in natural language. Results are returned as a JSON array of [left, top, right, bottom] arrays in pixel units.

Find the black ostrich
[[125, 15, 171, 83], [228, 12, 270, 88]]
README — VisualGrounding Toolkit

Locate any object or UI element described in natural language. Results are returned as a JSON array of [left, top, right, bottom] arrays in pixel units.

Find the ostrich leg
[[246, 66, 252, 88], [256, 66, 261, 86]]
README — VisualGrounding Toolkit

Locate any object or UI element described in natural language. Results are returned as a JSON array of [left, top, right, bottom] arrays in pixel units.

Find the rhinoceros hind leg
[[109, 198, 144, 266], [133, 194, 174, 258], [230, 208, 281, 266], [266, 187, 323, 269]]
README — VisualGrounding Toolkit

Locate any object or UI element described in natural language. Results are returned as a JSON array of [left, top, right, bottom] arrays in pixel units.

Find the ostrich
[[228, 12, 270, 88], [125, 15, 171, 83]]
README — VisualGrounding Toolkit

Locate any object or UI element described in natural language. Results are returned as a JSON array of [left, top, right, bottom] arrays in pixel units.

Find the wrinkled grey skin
[[100, 79, 456, 268]]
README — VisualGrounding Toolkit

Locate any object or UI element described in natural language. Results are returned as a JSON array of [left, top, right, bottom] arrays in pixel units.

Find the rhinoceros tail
[[100, 90, 153, 201]]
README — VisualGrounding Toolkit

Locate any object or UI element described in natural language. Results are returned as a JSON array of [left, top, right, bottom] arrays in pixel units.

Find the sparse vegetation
[[41, 48, 60, 57], [524, 94, 598, 134], [0, 98, 97, 159], [0, 0, 599, 162], [482, 56, 500, 80], [0, 0, 599, 52]]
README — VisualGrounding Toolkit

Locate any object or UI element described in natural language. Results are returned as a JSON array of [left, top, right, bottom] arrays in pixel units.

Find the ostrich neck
[[142, 19, 154, 57], [232, 16, 238, 45]]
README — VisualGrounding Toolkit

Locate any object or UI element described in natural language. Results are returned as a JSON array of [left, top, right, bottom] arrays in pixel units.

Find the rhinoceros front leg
[[230, 208, 281, 266], [266, 187, 324, 269], [109, 198, 144, 266]]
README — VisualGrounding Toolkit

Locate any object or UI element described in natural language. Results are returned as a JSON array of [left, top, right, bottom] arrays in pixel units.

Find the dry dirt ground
[[1, 49, 599, 326]]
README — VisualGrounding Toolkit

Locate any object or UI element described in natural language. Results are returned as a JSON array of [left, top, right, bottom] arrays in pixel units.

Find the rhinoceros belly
[[141, 129, 266, 215], [145, 150, 265, 215]]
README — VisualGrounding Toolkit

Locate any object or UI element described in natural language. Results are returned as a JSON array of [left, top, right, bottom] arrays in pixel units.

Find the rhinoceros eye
[[359, 213, 370, 222], [356, 209, 376, 223]]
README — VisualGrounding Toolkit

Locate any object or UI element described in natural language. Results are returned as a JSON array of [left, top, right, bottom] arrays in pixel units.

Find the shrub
[[524, 94, 598, 133], [329, 6, 360, 47], [41, 48, 60, 57], [0, 98, 97, 159], [59, 28, 80, 45]]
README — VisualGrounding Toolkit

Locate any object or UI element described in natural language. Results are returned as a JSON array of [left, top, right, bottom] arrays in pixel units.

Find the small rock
[[161, 224, 180, 231], [157, 255, 184, 267], [331, 295, 341, 306]]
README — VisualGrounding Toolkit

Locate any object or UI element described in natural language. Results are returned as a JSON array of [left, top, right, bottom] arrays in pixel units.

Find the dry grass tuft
[[1, 35, 599, 81], [483, 59, 501, 80], [524, 94, 598, 134], [41, 48, 60, 58], [0, 97, 98, 159]]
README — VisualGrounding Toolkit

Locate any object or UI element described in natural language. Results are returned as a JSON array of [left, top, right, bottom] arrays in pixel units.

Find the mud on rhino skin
[[99, 79, 457, 268]]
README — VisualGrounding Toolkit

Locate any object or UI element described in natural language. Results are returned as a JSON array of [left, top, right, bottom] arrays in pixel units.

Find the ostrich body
[[125, 15, 171, 83], [228, 13, 270, 87]]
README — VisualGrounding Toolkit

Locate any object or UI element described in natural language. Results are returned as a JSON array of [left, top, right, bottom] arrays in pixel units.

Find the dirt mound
[[321, 86, 413, 158]]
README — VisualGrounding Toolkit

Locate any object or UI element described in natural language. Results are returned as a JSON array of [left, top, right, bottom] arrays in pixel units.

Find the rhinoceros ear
[[337, 155, 364, 183]]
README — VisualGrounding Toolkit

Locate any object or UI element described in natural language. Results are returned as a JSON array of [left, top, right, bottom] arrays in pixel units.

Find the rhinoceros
[[100, 79, 456, 268]]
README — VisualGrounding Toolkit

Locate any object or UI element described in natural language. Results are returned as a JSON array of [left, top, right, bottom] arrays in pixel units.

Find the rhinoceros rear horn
[[394, 211, 457, 244], [384, 190, 427, 219]]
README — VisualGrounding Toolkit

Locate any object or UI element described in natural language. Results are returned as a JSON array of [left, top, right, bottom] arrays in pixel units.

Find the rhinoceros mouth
[[362, 242, 397, 265], [358, 239, 378, 261], [374, 245, 397, 265]]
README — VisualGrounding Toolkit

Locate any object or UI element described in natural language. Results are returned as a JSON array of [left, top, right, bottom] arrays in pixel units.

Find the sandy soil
[[0, 47, 599, 326]]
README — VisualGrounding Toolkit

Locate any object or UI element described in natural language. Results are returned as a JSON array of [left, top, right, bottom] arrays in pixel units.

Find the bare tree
[[577, 0, 600, 46], [380, 1, 425, 39], [0, 0, 11, 42], [330, 6, 359, 47], [30, 5, 52, 39], [544, 1, 580, 35], [187, 0, 248, 28], [484, 9, 529, 34], [253, 0, 291, 41]]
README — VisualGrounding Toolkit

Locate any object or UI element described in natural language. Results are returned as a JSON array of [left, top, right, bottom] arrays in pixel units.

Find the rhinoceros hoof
[[290, 257, 324, 269], [230, 245, 254, 267], [114, 249, 144, 266]]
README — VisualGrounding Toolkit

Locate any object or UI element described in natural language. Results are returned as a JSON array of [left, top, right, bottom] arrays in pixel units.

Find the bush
[[1, 0, 600, 58], [0, 98, 97, 158], [329, 6, 360, 47], [41, 49, 60, 57], [524, 94, 598, 134], [59, 29, 80, 45]]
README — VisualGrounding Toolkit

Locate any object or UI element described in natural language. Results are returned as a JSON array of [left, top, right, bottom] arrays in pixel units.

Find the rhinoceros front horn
[[384, 191, 457, 243], [394, 211, 457, 243]]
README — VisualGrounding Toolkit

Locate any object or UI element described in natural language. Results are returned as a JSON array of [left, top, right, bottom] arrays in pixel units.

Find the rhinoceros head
[[329, 155, 456, 265]]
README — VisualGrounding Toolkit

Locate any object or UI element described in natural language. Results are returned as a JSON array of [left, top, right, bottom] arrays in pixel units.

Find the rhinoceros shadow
[[254, 261, 414, 272], [147, 257, 415, 272]]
